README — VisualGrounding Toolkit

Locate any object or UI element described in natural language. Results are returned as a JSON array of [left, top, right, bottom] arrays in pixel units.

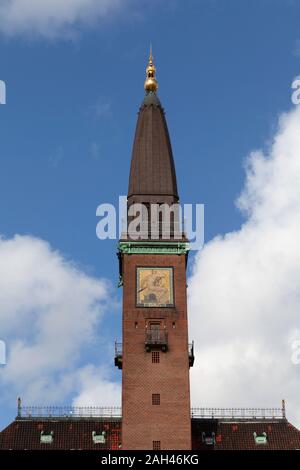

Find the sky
[[0, 0, 300, 430]]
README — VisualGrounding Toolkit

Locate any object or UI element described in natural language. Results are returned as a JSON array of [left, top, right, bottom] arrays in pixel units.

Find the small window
[[253, 432, 267, 445], [92, 431, 106, 444], [152, 393, 160, 405], [152, 351, 160, 363], [135, 321, 138, 329], [40, 431, 54, 444], [201, 432, 215, 446], [153, 440, 161, 450]]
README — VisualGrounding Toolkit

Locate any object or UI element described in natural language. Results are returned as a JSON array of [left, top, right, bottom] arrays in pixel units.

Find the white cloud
[[189, 105, 300, 427], [0, 234, 119, 409], [0, 0, 127, 38], [72, 364, 121, 407]]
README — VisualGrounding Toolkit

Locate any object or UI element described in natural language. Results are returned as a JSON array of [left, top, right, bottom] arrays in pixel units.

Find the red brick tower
[[116, 50, 193, 450]]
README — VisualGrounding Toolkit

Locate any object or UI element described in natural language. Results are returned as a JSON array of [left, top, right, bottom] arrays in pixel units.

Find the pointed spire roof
[[128, 49, 179, 203]]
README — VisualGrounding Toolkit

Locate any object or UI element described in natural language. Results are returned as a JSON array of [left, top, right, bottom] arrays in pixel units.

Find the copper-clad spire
[[128, 49, 178, 204]]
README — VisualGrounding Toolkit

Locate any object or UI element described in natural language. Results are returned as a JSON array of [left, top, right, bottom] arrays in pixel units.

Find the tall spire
[[144, 44, 158, 93], [128, 49, 178, 204]]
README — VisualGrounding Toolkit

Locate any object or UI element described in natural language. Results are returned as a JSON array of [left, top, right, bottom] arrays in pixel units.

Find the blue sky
[[1, 0, 300, 429]]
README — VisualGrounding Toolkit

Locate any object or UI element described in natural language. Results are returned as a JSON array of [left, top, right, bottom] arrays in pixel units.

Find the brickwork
[[121, 252, 191, 450]]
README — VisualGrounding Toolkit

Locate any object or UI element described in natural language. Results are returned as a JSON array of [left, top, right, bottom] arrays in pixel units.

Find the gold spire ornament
[[144, 45, 158, 93]]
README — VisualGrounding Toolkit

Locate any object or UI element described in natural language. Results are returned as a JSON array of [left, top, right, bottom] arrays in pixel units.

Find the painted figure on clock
[[136, 267, 174, 307]]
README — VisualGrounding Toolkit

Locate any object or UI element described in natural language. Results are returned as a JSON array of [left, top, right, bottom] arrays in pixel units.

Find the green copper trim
[[118, 240, 190, 255]]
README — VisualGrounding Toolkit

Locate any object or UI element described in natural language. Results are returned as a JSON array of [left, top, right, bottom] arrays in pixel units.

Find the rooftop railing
[[16, 400, 286, 421], [17, 405, 122, 419], [190, 406, 286, 420]]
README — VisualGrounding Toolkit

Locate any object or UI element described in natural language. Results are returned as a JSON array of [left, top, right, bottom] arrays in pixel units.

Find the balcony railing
[[114, 338, 194, 365], [114, 342, 122, 370], [189, 341, 195, 367], [145, 330, 168, 352]]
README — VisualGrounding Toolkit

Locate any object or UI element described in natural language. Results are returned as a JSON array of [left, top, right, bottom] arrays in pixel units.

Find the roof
[[192, 418, 300, 450], [1, 416, 300, 450], [0, 418, 121, 450], [128, 91, 179, 203]]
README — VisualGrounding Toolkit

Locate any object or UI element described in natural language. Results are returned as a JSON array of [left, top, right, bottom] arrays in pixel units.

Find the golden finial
[[144, 44, 158, 93], [149, 43, 153, 64]]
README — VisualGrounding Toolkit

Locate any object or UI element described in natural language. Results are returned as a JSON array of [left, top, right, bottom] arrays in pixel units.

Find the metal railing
[[188, 341, 195, 367], [114, 342, 123, 369], [145, 330, 168, 346], [16, 403, 286, 421], [115, 342, 122, 357], [190, 407, 285, 420], [17, 406, 122, 419]]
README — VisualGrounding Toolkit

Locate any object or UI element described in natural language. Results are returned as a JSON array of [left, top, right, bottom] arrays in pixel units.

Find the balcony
[[114, 342, 122, 370], [189, 341, 195, 367], [114, 338, 195, 367], [145, 330, 168, 352]]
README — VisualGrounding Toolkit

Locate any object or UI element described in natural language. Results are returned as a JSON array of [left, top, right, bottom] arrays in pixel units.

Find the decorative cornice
[[118, 240, 189, 255]]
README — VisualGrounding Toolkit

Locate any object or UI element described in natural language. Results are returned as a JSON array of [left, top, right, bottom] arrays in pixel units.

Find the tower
[[116, 49, 193, 450]]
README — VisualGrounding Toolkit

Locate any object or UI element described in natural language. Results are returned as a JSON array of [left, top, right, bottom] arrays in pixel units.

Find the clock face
[[136, 267, 174, 307]]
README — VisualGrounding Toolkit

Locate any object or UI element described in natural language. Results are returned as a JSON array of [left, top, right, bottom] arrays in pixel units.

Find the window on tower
[[152, 394, 160, 405], [153, 441, 161, 450], [152, 351, 160, 363]]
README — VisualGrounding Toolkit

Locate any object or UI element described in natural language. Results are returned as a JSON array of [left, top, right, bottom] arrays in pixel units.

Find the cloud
[[0, 234, 119, 411], [72, 365, 121, 407], [189, 105, 300, 427], [0, 0, 127, 39]]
